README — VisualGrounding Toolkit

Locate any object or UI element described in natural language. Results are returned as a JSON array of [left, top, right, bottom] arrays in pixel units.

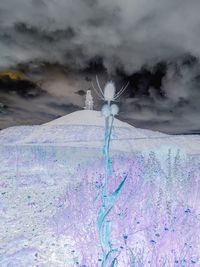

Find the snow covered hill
[[0, 110, 199, 154]]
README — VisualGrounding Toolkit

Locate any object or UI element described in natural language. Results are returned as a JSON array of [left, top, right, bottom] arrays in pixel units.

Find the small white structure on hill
[[84, 90, 94, 110]]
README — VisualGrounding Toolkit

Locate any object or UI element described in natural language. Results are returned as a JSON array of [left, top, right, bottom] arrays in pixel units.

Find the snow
[[0, 110, 199, 155], [0, 110, 200, 266], [44, 110, 132, 127]]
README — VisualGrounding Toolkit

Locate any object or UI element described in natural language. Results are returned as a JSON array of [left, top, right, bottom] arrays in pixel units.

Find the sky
[[0, 0, 200, 134]]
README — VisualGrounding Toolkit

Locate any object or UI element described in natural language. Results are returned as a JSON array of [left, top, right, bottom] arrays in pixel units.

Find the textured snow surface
[[0, 111, 200, 266], [0, 110, 167, 144]]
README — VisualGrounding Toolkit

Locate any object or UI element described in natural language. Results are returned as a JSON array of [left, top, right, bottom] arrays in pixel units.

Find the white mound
[[43, 110, 167, 138], [44, 110, 131, 128], [0, 110, 200, 154]]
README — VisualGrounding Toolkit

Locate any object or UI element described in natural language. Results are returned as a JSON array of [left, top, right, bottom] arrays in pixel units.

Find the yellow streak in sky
[[0, 70, 26, 80]]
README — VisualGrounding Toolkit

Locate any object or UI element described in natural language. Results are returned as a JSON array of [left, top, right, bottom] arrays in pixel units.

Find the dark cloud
[[0, 76, 44, 98], [118, 57, 200, 133], [0, 0, 200, 133], [0, 68, 88, 129], [0, 0, 200, 71], [47, 102, 80, 113], [75, 90, 86, 96]]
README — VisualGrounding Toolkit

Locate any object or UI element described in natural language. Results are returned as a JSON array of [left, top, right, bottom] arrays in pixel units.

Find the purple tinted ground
[[0, 145, 199, 266]]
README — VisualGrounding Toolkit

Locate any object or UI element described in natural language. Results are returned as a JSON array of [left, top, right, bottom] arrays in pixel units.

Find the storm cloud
[[0, 0, 200, 71], [0, 0, 200, 133]]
